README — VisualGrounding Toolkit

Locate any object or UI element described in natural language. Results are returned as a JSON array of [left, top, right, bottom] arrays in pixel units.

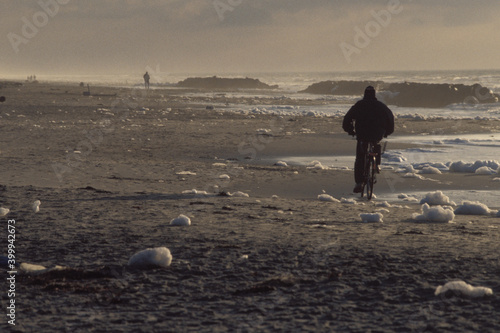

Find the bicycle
[[360, 141, 385, 200]]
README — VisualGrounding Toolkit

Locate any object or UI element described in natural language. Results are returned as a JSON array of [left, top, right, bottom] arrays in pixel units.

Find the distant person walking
[[343, 86, 394, 193], [143, 71, 150, 89]]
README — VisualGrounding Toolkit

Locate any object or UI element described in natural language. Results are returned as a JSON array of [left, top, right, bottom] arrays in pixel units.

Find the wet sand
[[1, 82, 499, 332]]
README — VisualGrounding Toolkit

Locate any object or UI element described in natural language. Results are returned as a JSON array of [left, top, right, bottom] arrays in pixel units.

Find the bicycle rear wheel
[[366, 156, 376, 200], [360, 150, 370, 198]]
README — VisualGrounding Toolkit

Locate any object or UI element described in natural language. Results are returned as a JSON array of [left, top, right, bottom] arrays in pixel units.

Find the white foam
[[475, 166, 497, 175], [318, 194, 340, 203], [449, 160, 500, 173], [454, 201, 491, 215], [412, 203, 455, 223], [420, 191, 455, 206], [398, 193, 419, 202], [128, 247, 172, 268], [360, 213, 383, 223], [307, 160, 327, 170], [176, 171, 196, 175], [274, 161, 288, 167], [228, 191, 249, 197], [341, 197, 357, 205], [32, 200, 41, 213], [418, 166, 442, 174], [170, 214, 191, 226], [0, 207, 9, 216], [182, 189, 209, 197], [435, 281, 493, 297], [19, 263, 67, 275]]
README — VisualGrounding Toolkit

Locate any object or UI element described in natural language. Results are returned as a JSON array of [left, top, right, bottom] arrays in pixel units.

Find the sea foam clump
[[307, 160, 327, 170], [474, 166, 497, 175], [32, 200, 41, 213], [318, 194, 340, 203], [128, 247, 173, 268], [420, 191, 455, 206], [449, 160, 500, 173], [0, 207, 9, 217], [360, 213, 383, 223], [435, 281, 493, 298], [182, 189, 209, 197], [413, 203, 455, 223], [228, 191, 250, 197], [170, 214, 191, 226], [454, 201, 491, 215]]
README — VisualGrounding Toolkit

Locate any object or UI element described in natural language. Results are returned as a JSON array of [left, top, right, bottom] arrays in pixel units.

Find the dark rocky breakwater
[[300, 80, 499, 108]]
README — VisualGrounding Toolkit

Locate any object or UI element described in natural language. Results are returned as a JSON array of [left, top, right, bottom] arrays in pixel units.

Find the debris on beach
[[454, 201, 491, 215], [435, 280, 493, 298], [128, 247, 172, 268], [412, 203, 455, 223], [170, 214, 191, 226]]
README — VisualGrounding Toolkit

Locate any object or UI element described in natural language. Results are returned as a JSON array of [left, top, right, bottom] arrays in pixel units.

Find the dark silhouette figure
[[143, 72, 150, 89], [342, 86, 394, 193]]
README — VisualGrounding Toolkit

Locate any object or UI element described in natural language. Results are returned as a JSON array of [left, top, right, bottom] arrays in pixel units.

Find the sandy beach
[[1, 82, 500, 332]]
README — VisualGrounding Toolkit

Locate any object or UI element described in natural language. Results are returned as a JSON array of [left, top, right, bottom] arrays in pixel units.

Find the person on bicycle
[[342, 86, 394, 193]]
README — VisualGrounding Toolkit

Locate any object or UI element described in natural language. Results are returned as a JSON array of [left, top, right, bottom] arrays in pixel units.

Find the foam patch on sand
[[413, 203, 455, 223], [420, 191, 455, 206], [435, 281, 493, 297], [176, 171, 197, 175], [0, 207, 9, 216], [128, 247, 172, 268], [475, 166, 497, 175], [398, 193, 419, 202], [32, 200, 41, 213], [341, 198, 357, 205], [360, 213, 383, 223], [449, 160, 500, 173], [228, 191, 249, 197], [418, 166, 442, 174], [318, 194, 340, 203], [170, 214, 191, 226], [19, 263, 67, 275], [307, 160, 327, 170], [182, 189, 210, 197], [454, 201, 491, 215]]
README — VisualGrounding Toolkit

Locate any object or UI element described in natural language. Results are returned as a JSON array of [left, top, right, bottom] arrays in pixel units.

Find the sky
[[2, 0, 500, 77]]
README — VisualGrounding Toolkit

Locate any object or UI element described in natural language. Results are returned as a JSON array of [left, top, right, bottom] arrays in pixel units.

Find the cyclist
[[342, 86, 394, 193]]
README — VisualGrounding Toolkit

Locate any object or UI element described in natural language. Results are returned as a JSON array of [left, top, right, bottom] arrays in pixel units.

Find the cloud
[[2, 0, 500, 75]]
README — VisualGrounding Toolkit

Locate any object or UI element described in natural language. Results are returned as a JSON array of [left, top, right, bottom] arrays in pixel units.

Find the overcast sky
[[2, 0, 500, 77]]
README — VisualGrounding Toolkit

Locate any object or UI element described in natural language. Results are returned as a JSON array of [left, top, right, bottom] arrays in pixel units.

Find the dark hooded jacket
[[342, 89, 394, 142]]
